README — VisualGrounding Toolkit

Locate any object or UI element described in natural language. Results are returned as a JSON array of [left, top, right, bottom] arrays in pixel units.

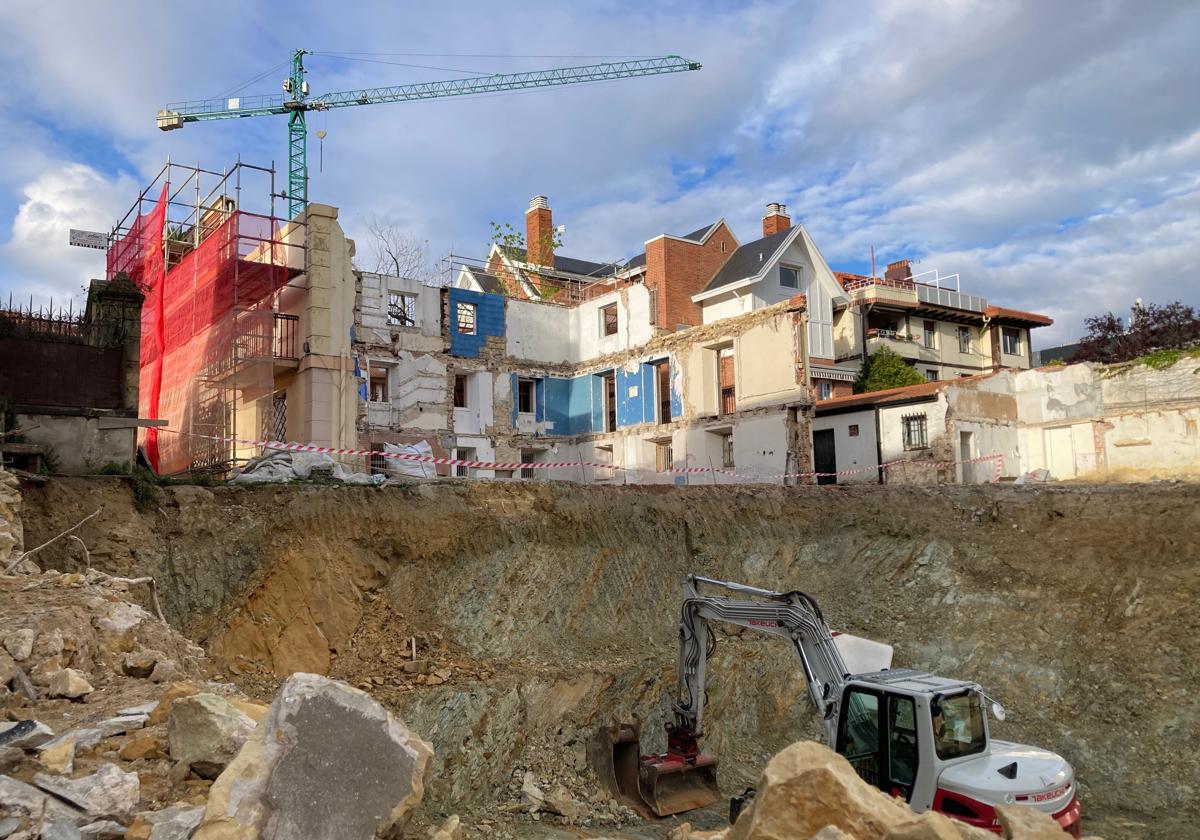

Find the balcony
[[273, 313, 298, 360], [865, 329, 941, 364]]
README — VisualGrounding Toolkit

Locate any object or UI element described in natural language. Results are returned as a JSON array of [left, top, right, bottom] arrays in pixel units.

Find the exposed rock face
[[195, 673, 433, 840], [167, 693, 257, 779]]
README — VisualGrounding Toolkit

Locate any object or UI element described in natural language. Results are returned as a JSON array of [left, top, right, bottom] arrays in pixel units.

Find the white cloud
[[0, 163, 138, 307]]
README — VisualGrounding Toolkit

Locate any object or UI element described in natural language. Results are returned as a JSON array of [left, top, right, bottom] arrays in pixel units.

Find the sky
[[1, 0, 1198, 347]]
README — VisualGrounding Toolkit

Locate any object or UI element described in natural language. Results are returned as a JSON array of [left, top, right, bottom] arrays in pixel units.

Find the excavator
[[600, 575, 1081, 836]]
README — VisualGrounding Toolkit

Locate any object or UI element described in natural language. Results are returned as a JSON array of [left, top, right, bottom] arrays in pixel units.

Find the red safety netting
[[108, 188, 294, 474]]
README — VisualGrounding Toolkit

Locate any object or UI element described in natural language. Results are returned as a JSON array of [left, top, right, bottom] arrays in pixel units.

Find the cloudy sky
[[1, 0, 1197, 346]]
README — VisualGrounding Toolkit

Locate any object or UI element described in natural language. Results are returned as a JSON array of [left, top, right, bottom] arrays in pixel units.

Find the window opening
[[1002, 327, 1022, 355], [453, 374, 467, 408], [388, 292, 417, 327], [923, 320, 936, 349], [600, 303, 618, 337], [780, 266, 800, 289], [656, 361, 672, 424], [718, 349, 735, 415], [902, 413, 928, 450], [655, 441, 673, 473], [517, 378, 535, 414], [721, 432, 734, 468], [456, 302, 477, 335], [817, 380, 834, 400], [369, 368, 388, 402], [957, 325, 971, 354]]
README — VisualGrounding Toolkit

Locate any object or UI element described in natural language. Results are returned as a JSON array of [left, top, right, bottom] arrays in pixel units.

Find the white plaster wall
[[733, 314, 806, 410], [700, 292, 752, 324], [951, 420, 1020, 481], [811, 411, 879, 483], [506, 298, 572, 363], [878, 398, 949, 465], [728, 414, 789, 483], [570, 285, 654, 363], [1101, 408, 1200, 475]]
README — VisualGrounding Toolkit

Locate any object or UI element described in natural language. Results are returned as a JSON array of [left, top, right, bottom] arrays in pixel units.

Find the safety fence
[[157, 427, 1004, 485]]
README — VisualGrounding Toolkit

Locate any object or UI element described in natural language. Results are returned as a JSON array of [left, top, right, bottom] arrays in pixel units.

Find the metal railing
[[274, 313, 299, 360]]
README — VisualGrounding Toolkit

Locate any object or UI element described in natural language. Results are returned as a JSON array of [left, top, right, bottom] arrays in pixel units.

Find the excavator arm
[[671, 575, 852, 745]]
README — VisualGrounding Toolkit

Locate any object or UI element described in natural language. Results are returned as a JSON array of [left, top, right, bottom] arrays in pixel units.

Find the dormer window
[[780, 266, 800, 289]]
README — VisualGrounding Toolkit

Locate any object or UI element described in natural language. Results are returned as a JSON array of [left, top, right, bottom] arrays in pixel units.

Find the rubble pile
[[0, 557, 433, 840]]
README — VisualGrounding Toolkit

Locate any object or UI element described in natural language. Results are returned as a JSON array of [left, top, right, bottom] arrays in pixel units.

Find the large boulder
[[194, 673, 433, 840], [724, 741, 997, 840], [168, 693, 257, 779]]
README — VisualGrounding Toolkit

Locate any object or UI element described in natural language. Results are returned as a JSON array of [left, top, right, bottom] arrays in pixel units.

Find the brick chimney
[[525, 195, 554, 268], [885, 259, 912, 284], [762, 203, 791, 237]]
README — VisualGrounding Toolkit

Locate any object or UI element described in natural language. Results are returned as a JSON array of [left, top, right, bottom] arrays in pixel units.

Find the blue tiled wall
[[449, 288, 505, 357], [508, 357, 680, 436]]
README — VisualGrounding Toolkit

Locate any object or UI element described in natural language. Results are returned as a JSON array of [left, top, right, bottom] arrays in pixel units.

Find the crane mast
[[158, 50, 702, 219]]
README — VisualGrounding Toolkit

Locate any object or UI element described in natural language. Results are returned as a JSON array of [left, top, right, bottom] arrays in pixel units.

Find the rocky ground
[[6, 472, 1199, 837]]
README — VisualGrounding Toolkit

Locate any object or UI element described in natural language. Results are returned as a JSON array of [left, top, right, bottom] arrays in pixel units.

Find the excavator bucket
[[591, 723, 652, 816], [638, 751, 720, 816]]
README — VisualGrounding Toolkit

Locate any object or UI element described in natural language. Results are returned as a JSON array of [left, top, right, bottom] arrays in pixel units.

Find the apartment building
[[834, 260, 1051, 383]]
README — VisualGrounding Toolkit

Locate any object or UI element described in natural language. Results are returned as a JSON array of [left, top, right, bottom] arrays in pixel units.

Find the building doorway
[[601, 372, 617, 432], [812, 429, 836, 485]]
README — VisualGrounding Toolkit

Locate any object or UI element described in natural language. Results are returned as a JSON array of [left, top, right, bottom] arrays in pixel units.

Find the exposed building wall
[[810, 411, 880, 483], [1014, 357, 1200, 480], [14, 413, 136, 474]]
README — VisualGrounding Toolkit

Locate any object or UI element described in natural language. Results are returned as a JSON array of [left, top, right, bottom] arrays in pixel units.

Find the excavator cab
[[834, 681, 937, 806]]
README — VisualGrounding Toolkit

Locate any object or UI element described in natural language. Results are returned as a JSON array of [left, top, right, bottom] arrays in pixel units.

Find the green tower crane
[[158, 50, 701, 219]]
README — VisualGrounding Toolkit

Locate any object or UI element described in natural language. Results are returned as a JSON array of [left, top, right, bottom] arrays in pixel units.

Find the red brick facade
[[645, 221, 738, 330]]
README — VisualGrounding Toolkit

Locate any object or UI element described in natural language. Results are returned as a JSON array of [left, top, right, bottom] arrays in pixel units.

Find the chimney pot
[[528, 195, 550, 211], [762, 202, 792, 237]]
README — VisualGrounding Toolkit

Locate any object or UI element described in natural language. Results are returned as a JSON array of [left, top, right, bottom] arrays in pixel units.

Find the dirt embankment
[[18, 477, 1200, 838]]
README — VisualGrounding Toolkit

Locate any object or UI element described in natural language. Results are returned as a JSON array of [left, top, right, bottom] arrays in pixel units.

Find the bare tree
[[362, 215, 438, 283]]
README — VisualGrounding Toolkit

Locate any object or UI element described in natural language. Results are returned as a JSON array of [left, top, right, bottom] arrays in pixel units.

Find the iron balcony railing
[[274, 313, 298, 360]]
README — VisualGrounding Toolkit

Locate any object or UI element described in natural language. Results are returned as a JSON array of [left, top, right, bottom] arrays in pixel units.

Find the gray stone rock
[[0, 719, 53, 749], [194, 673, 433, 840], [0, 817, 22, 839], [0, 775, 85, 824], [78, 821, 127, 839], [47, 669, 94, 700], [3, 628, 34, 661], [117, 702, 159, 717], [96, 714, 148, 739], [167, 694, 256, 779], [38, 820, 82, 840], [39, 728, 103, 755], [139, 804, 203, 840], [33, 763, 140, 822]]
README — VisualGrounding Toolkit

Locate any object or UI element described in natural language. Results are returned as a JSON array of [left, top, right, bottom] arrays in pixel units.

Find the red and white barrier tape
[[158, 427, 1004, 482]]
